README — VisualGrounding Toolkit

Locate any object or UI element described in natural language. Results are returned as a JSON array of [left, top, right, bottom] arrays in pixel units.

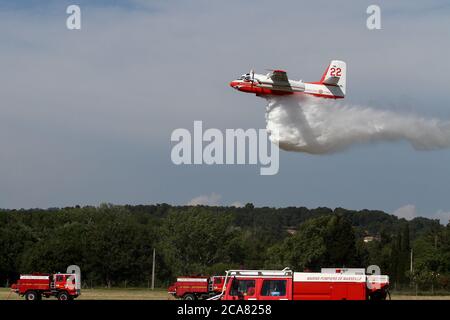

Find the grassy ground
[[1, 287, 449, 300], [0, 287, 174, 300], [391, 294, 450, 300]]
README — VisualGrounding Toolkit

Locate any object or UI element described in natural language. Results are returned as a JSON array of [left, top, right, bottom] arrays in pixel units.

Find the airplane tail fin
[[320, 60, 346, 95]]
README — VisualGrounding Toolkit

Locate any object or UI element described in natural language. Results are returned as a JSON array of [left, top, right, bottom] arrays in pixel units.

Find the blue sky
[[0, 0, 449, 223]]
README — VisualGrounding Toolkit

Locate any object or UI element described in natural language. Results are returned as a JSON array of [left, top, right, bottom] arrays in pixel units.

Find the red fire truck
[[168, 276, 225, 300], [207, 268, 389, 300], [11, 273, 81, 300]]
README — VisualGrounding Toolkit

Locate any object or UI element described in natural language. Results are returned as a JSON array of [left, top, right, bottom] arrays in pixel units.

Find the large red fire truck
[[206, 268, 389, 300], [11, 273, 81, 300], [168, 276, 225, 300]]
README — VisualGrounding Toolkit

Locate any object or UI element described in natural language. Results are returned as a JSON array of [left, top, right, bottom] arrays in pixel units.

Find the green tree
[[158, 207, 235, 278], [266, 215, 359, 270]]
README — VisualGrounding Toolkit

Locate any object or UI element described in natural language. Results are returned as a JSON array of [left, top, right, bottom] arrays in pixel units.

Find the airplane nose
[[229, 81, 237, 88]]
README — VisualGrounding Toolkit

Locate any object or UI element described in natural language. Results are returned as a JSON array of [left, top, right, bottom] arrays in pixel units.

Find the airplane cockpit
[[236, 73, 261, 85], [237, 73, 252, 81]]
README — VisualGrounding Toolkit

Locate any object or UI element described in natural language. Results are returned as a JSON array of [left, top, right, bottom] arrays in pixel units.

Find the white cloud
[[187, 193, 221, 206], [230, 201, 244, 208], [393, 205, 450, 225], [434, 210, 450, 225], [393, 204, 417, 220]]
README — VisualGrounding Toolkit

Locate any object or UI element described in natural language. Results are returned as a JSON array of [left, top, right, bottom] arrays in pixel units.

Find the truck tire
[[183, 294, 196, 300], [25, 291, 38, 301], [370, 291, 383, 300], [57, 292, 70, 301]]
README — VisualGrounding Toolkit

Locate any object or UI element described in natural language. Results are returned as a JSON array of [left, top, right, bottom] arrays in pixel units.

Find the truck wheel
[[57, 292, 70, 301], [25, 291, 38, 301], [183, 294, 196, 300], [370, 291, 382, 300]]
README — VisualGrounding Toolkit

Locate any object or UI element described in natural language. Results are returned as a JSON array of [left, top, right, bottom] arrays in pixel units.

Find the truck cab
[[52, 273, 81, 297], [220, 269, 293, 301]]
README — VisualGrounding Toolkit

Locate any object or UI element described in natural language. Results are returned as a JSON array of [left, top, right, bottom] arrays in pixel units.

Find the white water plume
[[265, 96, 450, 154]]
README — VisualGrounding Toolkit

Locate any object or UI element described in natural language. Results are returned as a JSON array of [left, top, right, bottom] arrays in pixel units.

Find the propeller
[[250, 69, 255, 87]]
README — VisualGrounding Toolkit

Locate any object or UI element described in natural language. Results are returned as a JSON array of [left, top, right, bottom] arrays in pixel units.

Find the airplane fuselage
[[229, 73, 344, 99], [229, 61, 347, 99]]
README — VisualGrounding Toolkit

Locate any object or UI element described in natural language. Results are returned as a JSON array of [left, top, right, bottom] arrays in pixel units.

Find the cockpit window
[[236, 73, 256, 83], [237, 73, 252, 81]]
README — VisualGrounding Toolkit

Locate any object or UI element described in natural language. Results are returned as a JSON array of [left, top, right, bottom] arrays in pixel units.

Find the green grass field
[[0, 288, 174, 300], [1, 288, 449, 300]]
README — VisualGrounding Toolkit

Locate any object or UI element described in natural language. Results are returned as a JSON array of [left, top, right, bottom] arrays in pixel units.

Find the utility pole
[[410, 248, 414, 289], [151, 248, 156, 290], [410, 248, 413, 273]]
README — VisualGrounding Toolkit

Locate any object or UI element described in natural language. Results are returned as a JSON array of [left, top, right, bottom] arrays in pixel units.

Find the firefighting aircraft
[[229, 60, 346, 99]]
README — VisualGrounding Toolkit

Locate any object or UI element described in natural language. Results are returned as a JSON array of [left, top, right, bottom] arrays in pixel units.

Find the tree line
[[0, 203, 448, 291]]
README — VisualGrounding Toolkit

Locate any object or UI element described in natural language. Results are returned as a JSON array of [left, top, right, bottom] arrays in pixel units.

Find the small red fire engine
[[206, 267, 389, 300], [11, 273, 81, 300], [168, 276, 225, 300]]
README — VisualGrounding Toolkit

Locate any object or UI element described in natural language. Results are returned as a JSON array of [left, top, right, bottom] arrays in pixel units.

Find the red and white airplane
[[229, 60, 346, 99]]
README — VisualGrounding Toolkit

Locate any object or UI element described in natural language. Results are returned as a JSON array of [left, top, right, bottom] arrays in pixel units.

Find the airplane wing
[[269, 70, 289, 83]]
